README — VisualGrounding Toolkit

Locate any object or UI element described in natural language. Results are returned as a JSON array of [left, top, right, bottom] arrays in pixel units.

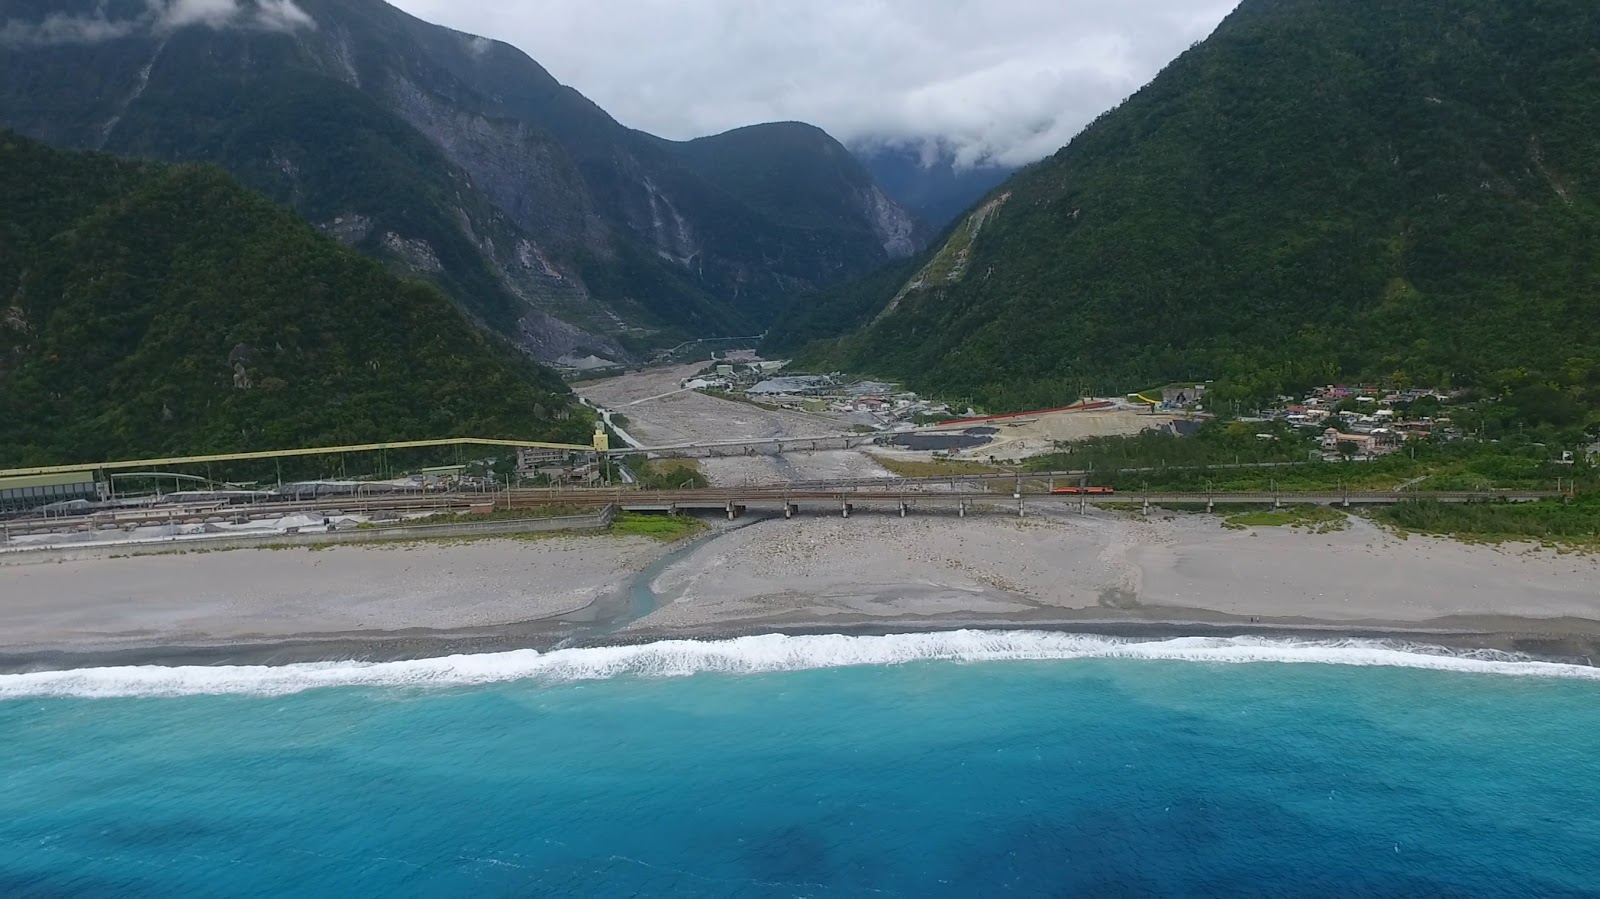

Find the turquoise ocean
[[3, 631, 1599, 896]]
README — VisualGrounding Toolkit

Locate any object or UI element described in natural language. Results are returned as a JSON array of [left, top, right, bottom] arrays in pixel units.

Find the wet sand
[[5, 509, 1600, 670]]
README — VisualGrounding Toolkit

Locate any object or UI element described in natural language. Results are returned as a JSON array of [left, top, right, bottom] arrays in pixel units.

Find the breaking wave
[[3, 631, 1598, 699]]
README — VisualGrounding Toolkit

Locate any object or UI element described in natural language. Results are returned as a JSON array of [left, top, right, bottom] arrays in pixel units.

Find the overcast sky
[[388, 0, 1239, 168]]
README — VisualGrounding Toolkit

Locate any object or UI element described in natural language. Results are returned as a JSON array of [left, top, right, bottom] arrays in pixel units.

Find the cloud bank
[[389, 0, 1239, 167], [0, 0, 313, 47]]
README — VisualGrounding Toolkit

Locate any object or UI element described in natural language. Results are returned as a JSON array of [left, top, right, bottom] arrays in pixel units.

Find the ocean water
[[3, 632, 1599, 897]]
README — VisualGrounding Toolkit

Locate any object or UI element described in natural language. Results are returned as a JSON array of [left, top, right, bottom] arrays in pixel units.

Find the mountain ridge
[[0, 0, 923, 361], [772, 0, 1600, 412]]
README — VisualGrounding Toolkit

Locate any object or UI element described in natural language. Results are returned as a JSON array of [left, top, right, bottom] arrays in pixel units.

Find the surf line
[[5, 632, 1600, 700]]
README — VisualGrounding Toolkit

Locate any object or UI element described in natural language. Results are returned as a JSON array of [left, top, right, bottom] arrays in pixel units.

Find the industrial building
[[0, 472, 104, 513]]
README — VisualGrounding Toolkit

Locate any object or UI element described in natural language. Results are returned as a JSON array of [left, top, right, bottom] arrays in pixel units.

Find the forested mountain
[[771, 0, 1600, 411], [0, 132, 591, 467], [855, 143, 1016, 229], [0, 0, 921, 361]]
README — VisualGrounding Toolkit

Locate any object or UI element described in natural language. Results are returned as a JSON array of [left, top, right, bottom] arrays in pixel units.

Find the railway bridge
[[501, 483, 1569, 520]]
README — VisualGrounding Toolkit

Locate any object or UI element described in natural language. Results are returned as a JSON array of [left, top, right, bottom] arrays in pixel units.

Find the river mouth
[[557, 515, 760, 643]]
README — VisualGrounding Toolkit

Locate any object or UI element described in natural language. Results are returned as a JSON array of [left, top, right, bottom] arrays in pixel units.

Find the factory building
[[0, 472, 104, 513]]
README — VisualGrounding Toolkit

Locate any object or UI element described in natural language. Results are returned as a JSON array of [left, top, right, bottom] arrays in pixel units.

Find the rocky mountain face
[[854, 143, 1017, 230], [773, 0, 1600, 411], [0, 0, 923, 361]]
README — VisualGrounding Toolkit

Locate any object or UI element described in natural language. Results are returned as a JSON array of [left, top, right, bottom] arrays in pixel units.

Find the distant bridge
[[0, 474, 1570, 536], [502, 484, 1569, 519]]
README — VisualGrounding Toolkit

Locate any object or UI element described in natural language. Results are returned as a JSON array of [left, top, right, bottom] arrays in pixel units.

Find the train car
[[1050, 486, 1116, 495]]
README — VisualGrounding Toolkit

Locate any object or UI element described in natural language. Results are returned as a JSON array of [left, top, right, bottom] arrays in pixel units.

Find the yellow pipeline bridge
[[0, 436, 600, 479]]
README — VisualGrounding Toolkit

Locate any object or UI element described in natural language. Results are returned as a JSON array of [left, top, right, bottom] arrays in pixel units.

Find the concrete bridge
[[503, 485, 1568, 519]]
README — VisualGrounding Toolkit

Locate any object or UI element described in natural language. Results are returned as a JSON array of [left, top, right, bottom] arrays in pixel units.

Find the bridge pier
[[842, 501, 852, 518], [784, 502, 796, 519], [1142, 497, 1150, 515], [899, 501, 908, 518], [726, 501, 737, 521], [959, 500, 967, 518]]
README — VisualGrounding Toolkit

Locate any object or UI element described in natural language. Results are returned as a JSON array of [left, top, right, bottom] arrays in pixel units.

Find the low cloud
[[0, 11, 137, 46], [1, 0, 314, 47], [389, 0, 1239, 168]]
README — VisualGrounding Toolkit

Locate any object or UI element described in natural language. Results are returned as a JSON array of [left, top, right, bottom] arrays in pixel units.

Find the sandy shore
[[0, 536, 670, 664], [612, 510, 1600, 663], [5, 506, 1600, 670], [629, 511, 1600, 630]]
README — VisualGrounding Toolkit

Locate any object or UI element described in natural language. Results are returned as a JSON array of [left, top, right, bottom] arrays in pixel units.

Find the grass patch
[[1373, 497, 1600, 546], [872, 455, 1009, 478], [647, 458, 704, 477], [608, 512, 706, 541], [1222, 505, 1350, 533], [630, 457, 710, 490]]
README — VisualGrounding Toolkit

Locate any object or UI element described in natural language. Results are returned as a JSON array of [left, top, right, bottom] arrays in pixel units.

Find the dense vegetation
[[673, 122, 921, 254], [772, 0, 1600, 413], [0, 133, 590, 467], [1019, 422, 1600, 543], [1022, 423, 1596, 493], [1376, 495, 1600, 544], [762, 257, 923, 355]]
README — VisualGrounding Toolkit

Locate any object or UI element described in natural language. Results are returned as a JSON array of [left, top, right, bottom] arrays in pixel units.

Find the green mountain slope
[[0, 0, 920, 358], [673, 123, 922, 258], [774, 0, 1600, 410], [0, 132, 590, 467]]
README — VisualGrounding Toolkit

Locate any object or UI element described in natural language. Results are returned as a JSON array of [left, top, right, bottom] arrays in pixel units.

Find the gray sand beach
[[0, 536, 667, 664], [5, 507, 1600, 669], [629, 511, 1600, 634]]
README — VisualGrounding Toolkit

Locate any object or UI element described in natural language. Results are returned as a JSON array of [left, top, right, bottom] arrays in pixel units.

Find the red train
[[1050, 486, 1116, 495]]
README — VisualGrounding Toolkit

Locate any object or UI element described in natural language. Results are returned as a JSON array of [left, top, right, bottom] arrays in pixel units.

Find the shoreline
[[5, 608, 1600, 674], [7, 507, 1600, 674]]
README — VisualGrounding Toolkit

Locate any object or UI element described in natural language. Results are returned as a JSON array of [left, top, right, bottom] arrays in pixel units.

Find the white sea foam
[[2, 631, 1597, 699]]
